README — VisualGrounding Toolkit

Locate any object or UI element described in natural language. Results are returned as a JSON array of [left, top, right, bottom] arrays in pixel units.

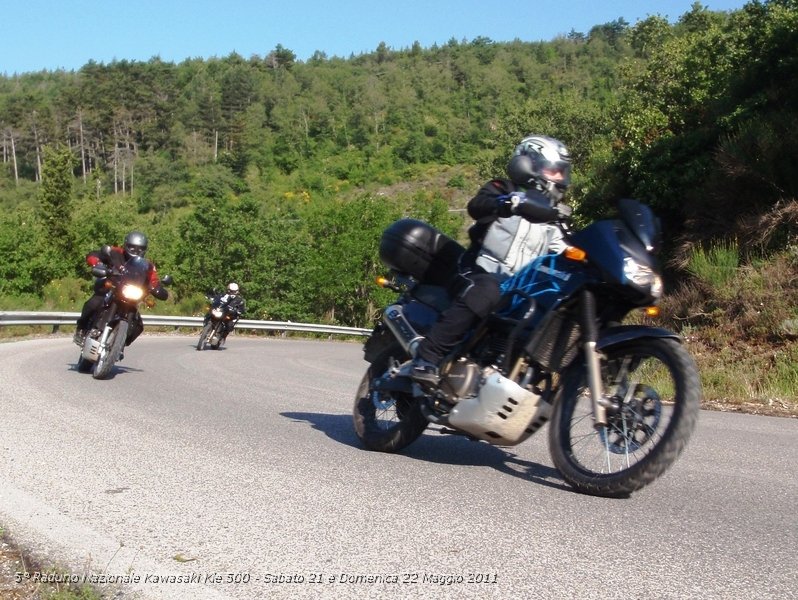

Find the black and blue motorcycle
[[353, 195, 701, 498]]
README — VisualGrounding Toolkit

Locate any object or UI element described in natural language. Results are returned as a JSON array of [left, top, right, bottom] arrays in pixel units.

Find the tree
[[39, 143, 76, 266], [630, 15, 672, 59], [0, 208, 60, 298], [588, 18, 630, 49], [301, 195, 403, 326], [267, 44, 296, 71]]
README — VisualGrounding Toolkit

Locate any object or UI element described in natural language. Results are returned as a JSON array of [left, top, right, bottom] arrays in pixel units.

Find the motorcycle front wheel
[[76, 355, 93, 373], [93, 321, 128, 380], [352, 344, 428, 452], [549, 337, 701, 497], [197, 322, 213, 351], [210, 324, 223, 349]]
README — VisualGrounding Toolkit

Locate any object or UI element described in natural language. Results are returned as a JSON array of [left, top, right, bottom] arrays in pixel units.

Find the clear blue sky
[[2, 0, 749, 76]]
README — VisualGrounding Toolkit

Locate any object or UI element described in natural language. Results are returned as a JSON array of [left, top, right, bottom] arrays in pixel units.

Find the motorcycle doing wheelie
[[77, 255, 172, 379], [197, 294, 241, 351], [353, 196, 701, 497]]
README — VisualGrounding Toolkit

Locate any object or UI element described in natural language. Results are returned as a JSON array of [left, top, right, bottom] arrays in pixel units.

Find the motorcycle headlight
[[211, 307, 224, 318], [623, 257, 664, 299], [121, 284, 146, 301]]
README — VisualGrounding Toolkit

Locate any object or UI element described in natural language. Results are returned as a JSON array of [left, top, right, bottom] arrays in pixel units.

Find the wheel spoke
[[369, 390, 404, 431], [564, 350, 677, 475], [354, 349, 429, 453]]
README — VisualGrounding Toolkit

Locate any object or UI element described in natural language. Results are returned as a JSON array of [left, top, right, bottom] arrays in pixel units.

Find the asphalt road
[[0, 335, 796, 600]]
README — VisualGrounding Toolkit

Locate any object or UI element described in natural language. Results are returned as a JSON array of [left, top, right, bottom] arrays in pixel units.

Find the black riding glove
[[497, 196, 516, 218], [151, 285, 168, 301]]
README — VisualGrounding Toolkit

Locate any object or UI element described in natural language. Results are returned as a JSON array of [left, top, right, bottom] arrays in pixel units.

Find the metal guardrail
[[0, 311, 372, 337]]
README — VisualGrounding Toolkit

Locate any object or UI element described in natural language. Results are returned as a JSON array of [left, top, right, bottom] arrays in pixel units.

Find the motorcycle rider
[[410, 135, 572, 385], [73, 231, 168, 348], [207, 282, 246, 342]]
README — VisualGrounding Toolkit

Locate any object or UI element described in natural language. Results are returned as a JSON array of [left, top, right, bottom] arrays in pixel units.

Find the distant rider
[[208, 282, 246, 342]]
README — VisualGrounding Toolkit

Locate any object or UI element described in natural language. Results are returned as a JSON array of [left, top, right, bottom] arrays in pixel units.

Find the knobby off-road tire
[[92, 321, 128, 380], [549, 337, 701, 497], [353, 344, 428, 453], [197, 322, 213, 351]]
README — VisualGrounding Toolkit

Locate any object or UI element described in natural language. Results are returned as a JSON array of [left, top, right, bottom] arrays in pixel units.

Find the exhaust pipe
[[383, 304, 424, 357]]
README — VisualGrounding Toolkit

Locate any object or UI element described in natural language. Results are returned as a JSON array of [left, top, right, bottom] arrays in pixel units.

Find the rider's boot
[[409, 357, 440, 386], [73, 329, 86, 346]]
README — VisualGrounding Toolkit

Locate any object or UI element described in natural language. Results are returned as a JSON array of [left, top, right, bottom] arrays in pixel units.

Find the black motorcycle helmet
[[507, 135, 572, 203], [124, 231, 148, 258]]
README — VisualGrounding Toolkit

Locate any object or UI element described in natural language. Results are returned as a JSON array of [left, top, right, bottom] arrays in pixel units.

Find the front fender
[[363, 323, 394, 363], [597, 325, 682, 351]]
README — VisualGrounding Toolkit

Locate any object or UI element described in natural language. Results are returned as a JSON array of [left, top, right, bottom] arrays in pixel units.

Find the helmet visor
[[125, 243, 146, 257], [540, 163, 571, 187]]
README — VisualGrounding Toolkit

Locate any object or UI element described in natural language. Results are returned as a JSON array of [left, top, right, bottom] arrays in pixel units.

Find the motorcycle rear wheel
[[549, 337, 700, 497], [93, 321, 128, 380], [197, 322, 213, 351], [353, 344, 428, 452]]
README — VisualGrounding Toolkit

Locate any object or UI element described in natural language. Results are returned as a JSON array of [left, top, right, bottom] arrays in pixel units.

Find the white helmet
[[509, 135, 572, 202], [227, 282, 240, 296]]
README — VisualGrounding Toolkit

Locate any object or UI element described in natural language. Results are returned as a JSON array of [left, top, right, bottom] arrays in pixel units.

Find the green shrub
[[761, 344, 798, 402], [41, 277, 91, 310], [172, 292, 212, 317], [446, 173, 467, 189], [687, 240, 739, 289], [0, 293, 41, 310]]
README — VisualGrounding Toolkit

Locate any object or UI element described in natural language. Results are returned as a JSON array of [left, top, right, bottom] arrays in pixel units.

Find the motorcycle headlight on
[[623, 257, 664, 299], [211, 307, 225, 319], [120, 284, 146, 301]]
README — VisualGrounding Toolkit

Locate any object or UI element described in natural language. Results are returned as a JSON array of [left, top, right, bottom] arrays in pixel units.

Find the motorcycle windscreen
[[121, 255, 151, 286], [617, 198, 662, 253]]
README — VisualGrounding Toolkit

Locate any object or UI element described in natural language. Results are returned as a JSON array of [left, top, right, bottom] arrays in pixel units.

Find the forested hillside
[[1, 1, 796, 407]]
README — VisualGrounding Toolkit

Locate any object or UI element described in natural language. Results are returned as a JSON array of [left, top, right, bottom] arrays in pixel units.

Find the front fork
[[97, 304, 118, 355], [579, 290, 608, 427]]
